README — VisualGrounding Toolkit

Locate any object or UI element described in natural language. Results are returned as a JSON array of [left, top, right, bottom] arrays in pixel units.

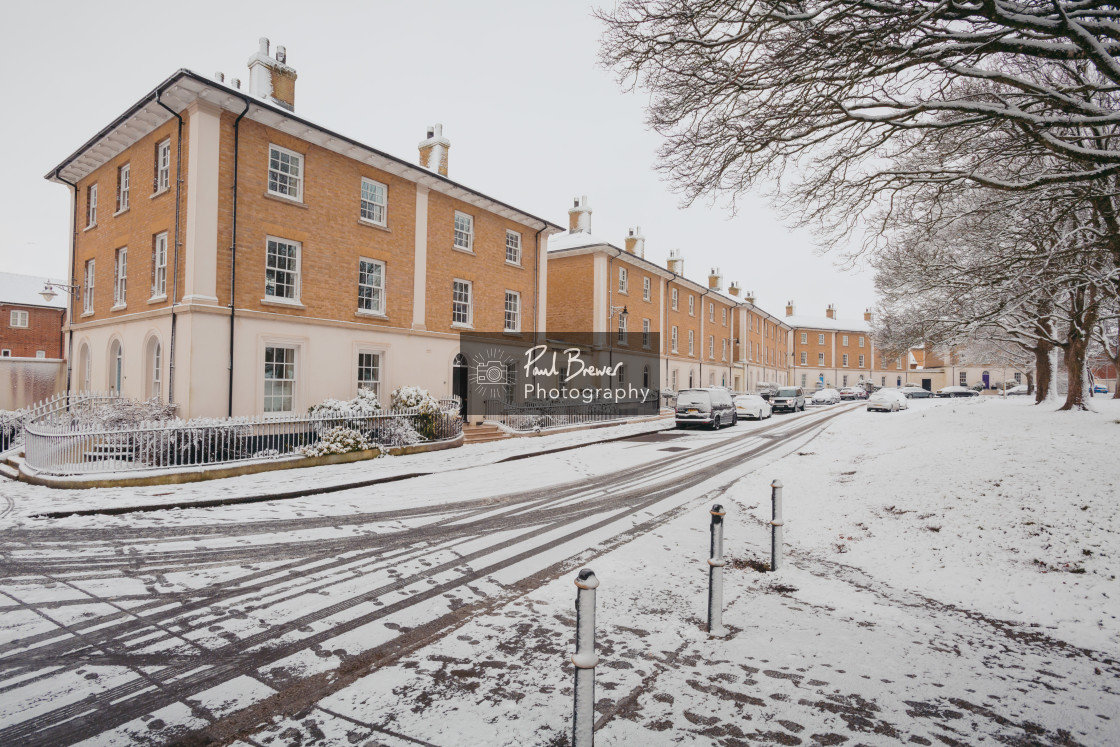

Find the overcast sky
[[0, 0, 876, 322]]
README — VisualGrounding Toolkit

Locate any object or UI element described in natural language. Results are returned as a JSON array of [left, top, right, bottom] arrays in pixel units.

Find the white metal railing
[[2, 391, 123, 455], [484, 398, 660, 431], [22, 399, 462, 477]]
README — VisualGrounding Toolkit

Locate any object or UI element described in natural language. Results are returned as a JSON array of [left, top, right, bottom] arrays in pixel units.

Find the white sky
[[0, 0, 876, 322]]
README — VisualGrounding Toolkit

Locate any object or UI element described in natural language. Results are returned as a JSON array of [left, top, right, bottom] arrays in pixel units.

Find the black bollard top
[[710, 504, 726, 516]]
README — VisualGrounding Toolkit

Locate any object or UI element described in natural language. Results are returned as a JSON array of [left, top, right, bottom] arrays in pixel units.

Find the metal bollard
[[571, 568, 599, 747], [771, 479, 784, 572], [707, 504, 727, 636]]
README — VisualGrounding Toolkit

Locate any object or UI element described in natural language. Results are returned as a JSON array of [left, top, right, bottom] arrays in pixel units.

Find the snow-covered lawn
[[249, 396, 1119, 746]]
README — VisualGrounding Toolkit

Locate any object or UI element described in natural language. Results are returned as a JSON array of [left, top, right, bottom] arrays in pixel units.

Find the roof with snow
[[784, 315, 870, 333], [547, 231, 608, 252], [45, 69, 563, 234], [0, 272, 69, 310]]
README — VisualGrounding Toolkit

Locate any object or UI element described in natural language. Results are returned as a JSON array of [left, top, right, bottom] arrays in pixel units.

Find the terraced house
[[48, 40, 559, 418]]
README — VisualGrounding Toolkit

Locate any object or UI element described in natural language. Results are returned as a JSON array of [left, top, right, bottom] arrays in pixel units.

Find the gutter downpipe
[[664, 268, 679, 394], [155, 86, 183, 406], [228, 99, 251, 416], [699, 287, 712, 386], [54, 168, 79, 395], [533, 221, 547, 386]]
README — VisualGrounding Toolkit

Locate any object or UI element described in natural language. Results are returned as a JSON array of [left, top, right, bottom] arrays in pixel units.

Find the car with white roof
[[810, 388, 841, 405], [771, 387, 806, 413], [733, 394, 772, 420], [936, 385, 980, 398], [867, 388, 909, 412]]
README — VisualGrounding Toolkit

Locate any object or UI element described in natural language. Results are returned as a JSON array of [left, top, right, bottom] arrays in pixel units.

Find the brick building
[[0, 273, 67, 360], [47, 40, 560, 418]]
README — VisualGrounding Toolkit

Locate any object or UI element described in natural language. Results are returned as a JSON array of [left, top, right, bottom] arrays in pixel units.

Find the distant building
[[0, 272, 67, 360]]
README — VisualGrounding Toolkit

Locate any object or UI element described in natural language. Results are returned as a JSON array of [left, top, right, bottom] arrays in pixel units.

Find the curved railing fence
[[22, 397, 462, 477]]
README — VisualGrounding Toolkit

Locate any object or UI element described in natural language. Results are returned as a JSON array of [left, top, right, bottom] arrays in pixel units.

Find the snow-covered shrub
[[307, 388, 382, 435], [297, 426, 375, 457], [134, 416, 253, 467], [390, 386, 448, 440], [90, 398, 177, 430], [0, 408, 27, 451], [372, 417, 422, 448]]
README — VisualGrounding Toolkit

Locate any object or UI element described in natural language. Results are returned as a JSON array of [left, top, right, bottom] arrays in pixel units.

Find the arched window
[[145, 337, 162, 401], [642, 365, 650, 390], [688, 369, 695, 388], [77, 343, 91, 393], [108, 340, 123, 393]]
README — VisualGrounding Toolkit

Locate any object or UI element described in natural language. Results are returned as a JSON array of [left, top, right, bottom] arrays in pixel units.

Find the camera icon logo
[[477, 361, 507, 384]]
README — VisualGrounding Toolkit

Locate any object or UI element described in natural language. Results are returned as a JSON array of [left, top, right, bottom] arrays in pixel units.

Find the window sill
[[113, 207, 130, 218], [261, 297, 306, 309], [355, 309, 388, 320], [150, 188, 170, 200], [505, 260, 523, 269], [83, 223, 97, 232], [357, 218, 390, 232], [148, 295, 167, 304], [451, 246, 475, 256], [503, 329, 521, 336], [263, 192, 308, 209], [110, 303, 128, 312], [81, 311, 94, 318], [451, 322, 474, 330]]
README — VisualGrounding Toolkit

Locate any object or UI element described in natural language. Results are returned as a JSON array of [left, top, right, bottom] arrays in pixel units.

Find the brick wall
[[546, 254, 594, 333], [0, 305, 65, 358]]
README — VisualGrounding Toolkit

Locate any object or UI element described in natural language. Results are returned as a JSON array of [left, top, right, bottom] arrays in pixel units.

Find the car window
[[777, 388, 799, 397]]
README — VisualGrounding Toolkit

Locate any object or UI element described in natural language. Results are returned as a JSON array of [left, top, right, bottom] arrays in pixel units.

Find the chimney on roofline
[[785, 300, 795, 317], [667, 248, 683, 275], [744, 289, 756, 305], [625, 226, 645, 257], [248, 37, 297, 111], [568, 196, 592, 234], [728, 281, 741, 297], [826, 303, 836, 320], [864, 307, 872, 322], [418, 124, 451, 176], [708, 267, 723, 292]]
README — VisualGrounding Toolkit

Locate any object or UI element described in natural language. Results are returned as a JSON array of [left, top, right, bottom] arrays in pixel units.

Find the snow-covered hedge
[[390, 386, 450, 441], [134, 416, 254, 467], [297, 426, 375, 457], [89, 398, 177, 430], [0, 408, 26, 451]]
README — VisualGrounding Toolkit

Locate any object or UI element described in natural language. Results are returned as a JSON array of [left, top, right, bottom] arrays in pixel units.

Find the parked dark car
[[936, 386, 980, 398], [675, 388, 737, 429], [900, 386, 934, 399], [771, 387, 806, 413]]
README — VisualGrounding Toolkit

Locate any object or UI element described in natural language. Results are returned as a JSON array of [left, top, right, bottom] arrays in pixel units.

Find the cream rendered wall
[[69, 313, 174, 400]]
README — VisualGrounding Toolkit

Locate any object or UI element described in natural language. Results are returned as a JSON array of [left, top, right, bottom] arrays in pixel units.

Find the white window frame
[[842, 335, 849, 346], [113, 247, 127, 307], [505, 230, 522, 266], [1, 350, 10, 357], [156, 139, 171, 193], [9, 310, 28, 328], [818, 333, 825, 345], [453, 211, 474, 252], [709, 302, 714, 323], [504, 290, 521, 333], [671, 325, 679, 353], [152, 232, 168, 299], [357, 350, 383, 401], [818, 352, 825, 365], [116, 163, 130, 213], [452, 278, 473, 327], [87, 184, 97, 227], [959, 372, 968, 386], [358, 258, 386, 316], [83, 259, 95, 314], [800, 351, 807, 365], [642, 318, 651, 349], [709, 335, 714, 358], [721, 339, 727, 361], [643, 277, 651, 301], [671, 288, 678, 310], [801, 332, 807, 344], [722, 308, 727, 326], [359, 177, 388, 226], [618, 266, 628, 294], [688, 295, 695, 316], [263, 345, 298, 414], [36, 350, 46, 359], [267, 144, 304, 201], [842, 354, 849, 367], [617, 313, 627, 343], [265, 236, 301, 302], [150, 341, 162, 400], [688, 330, 695, 356], [859, 336, 865, 348], [859, 354, 865, 368]]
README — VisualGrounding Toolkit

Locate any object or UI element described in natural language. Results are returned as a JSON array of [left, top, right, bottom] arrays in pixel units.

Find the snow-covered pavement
[[237, 396, 1119, 746], [0, 406, 850, 745]]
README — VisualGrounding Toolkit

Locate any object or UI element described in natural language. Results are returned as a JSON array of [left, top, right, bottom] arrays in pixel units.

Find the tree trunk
[[1060, 337, 1091, 410], [1034, 341, 1052, 405], [1026, 371, 1035, 395]]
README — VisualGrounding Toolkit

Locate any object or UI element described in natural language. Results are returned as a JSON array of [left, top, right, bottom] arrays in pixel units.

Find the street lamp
[[39, 281, 80, 304]]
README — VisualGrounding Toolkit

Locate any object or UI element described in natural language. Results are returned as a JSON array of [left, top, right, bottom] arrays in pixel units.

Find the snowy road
[[0, 405, 852, 746]]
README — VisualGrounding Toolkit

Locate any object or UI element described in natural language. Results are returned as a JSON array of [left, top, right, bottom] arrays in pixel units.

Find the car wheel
[[732, 413, 738, 425], [711, 415, 720, 430]]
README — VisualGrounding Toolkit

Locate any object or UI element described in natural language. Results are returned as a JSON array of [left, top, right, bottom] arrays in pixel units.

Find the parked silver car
[[771, 387, 806, 413], [675, 388, 737, 429]]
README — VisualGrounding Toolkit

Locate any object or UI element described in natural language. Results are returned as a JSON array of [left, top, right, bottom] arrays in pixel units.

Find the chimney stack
[[667, 248, 684, 275], [568, 196, 592, 234], [248, 37, 297, 111], [826, 303, 836, 320], [728, 282, 741, 297], [418, 124, 451, 176], [624, 226, 645, 257], [785, 301, 795, 317], [864, 307, 872, 322], [744, 290, 756, 305], [708, 267, 723, 292]]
